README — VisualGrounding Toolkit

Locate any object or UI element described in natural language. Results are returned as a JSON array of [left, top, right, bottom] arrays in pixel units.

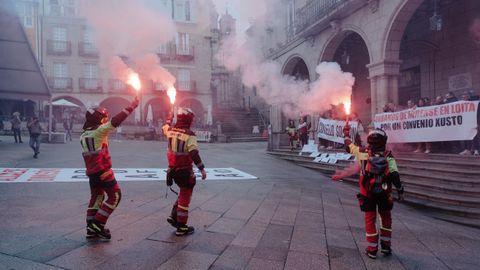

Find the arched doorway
[[321, 31, 371, 123], [99, 97, 134, 123], [385, 0, 477, 107], [179, 98, 205, 127], [51, 96, 85, 123], [145, 96, 171, 126], [282, 56, 310, 81]]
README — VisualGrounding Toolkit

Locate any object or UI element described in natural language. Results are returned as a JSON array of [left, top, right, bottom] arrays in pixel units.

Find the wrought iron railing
[[48, 77, 73, 92], [47, 40, 72, 56], [79, 78, 102, 92], [78, 42, 98, 57], [295, 0, 347, 35]]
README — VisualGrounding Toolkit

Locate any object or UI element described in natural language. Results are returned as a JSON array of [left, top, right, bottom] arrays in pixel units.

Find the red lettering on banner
[[440, 105, 449, 115], [451, 102, 476, 114], [0, 168, 28, 181], [28, 169, 59, 182]]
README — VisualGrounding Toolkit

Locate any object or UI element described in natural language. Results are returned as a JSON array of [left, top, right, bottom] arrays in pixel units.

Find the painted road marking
[[0, 168, 258, 183]]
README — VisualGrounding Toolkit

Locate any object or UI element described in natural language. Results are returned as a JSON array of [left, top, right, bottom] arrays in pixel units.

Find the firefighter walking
[[163, 107, 207, 236], [80, 97, 139, 240], [333, 126, 404, 259]]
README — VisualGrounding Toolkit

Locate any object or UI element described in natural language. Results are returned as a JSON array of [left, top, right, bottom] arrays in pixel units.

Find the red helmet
[[83, 107, 108, 130], [175, 107, 195, 128]]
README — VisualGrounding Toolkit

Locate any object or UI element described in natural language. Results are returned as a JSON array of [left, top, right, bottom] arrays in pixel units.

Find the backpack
[[361, 152, 390, 195]]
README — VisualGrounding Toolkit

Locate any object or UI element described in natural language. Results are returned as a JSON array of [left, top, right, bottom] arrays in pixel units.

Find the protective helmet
[[367, 128, 388, 152], [83, 107, 108, 130], [175, 107, 195, 128]]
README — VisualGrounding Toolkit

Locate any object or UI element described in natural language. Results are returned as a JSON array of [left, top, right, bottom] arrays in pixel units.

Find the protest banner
[[373, 101, 479, 143], [317, 118, 359, 143]]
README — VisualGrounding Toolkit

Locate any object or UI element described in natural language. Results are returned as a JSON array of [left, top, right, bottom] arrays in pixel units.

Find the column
[[269, 104, 282, 150], [367, 59, 401, 119]]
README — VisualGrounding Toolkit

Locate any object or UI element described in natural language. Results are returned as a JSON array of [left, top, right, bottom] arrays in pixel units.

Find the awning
[[0, 0, 51, 101], [50, 99, 80, 107]]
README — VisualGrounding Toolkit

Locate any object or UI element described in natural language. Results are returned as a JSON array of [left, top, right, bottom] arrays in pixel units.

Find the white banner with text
[[317, 118, 359, 144], [373, 101, 479, 143], [0, 168, 257, 183]]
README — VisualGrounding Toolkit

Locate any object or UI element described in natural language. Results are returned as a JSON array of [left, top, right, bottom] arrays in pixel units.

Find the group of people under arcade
[[383, 90, 480, 155], [285, 115, 312, 150]]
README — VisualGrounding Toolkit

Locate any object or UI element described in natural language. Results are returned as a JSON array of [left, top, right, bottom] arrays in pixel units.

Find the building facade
[[258, 0, 480, 147], [18, 0, 216, 126]]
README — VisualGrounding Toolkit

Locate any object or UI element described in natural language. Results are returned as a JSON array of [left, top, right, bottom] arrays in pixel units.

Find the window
[[83, 63, 98, 89], [82, 27, 96, 54], [287, 0, 295, 27], [53, 62, 68, 88], [48, 0, 76, 16], [113, 80, 125, 90], [178, 69, 190, 90], [52, 26, 67, 52], [174, 0, 185, 21], [185, 0, 191, 21], [53, 27, 67, 41], [83, 27, 93, 43], [158, 43, 168, 54], [16, 2, 34, 28], [176, 33, 190, 55]]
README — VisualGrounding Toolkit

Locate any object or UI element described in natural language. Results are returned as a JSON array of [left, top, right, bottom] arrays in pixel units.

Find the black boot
[[87, 220, 111, 239], [167, 216, 178, 228], [176, 224, 194, 236]]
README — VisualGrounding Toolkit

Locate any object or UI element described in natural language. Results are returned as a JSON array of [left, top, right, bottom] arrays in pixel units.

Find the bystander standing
[[10, 112, 22, 143], [27, 116, 42, 158]]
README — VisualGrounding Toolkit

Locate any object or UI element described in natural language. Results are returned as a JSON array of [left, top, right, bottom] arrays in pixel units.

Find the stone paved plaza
[[0, 136, 479, 270]]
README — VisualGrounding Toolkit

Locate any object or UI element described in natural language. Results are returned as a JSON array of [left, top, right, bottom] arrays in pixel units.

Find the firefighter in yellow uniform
[[80, 97, 139, 240], [163, 107, 207, 236], [334, 127, 404, 259]]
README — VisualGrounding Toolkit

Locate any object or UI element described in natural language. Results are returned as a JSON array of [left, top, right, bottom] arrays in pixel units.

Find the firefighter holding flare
[[333, 101, 405, 259], [163, 107, 207, 236], [81, 96, 139, 240]]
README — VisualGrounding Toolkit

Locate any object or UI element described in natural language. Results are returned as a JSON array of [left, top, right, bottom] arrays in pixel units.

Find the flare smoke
[[79, 0, 176, 88], [215, 0, 354, 117]]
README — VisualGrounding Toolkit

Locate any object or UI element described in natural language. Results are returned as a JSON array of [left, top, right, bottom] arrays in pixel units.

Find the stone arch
[[178, 98, 205, 126], [318, 29, 372, 123], [144, 96, 171, 124], [99, 96, 134, 123], [319, 26, 373, 63], [281, 55, 310, 81], [383, 0, 424, 61], [50, 95, 86, 121]]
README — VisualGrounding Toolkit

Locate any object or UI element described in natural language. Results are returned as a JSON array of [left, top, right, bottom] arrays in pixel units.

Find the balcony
[[108, 79, 129, 93], [79, 78, 102, 93], [174, 45, 195, 61], [78, 42, 99, 58], [176, 80, 197, 92], [156, 44, 195, 63], [47, 77, 73, 92], [47, 40, 72, 56]]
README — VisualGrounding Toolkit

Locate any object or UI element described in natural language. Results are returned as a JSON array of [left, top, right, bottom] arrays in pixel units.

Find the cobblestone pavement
[[0, 135, 479, 270]]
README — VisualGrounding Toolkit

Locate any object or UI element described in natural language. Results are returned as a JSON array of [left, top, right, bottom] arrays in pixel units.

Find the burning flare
[[344, 99, 351, 115], [127, 72, 141, 91], [167, 86, 176, 104]]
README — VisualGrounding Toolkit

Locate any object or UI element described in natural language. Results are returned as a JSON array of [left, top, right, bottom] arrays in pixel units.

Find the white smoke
[[79, 0, 176, 88], [215, 0, 354, 117]]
